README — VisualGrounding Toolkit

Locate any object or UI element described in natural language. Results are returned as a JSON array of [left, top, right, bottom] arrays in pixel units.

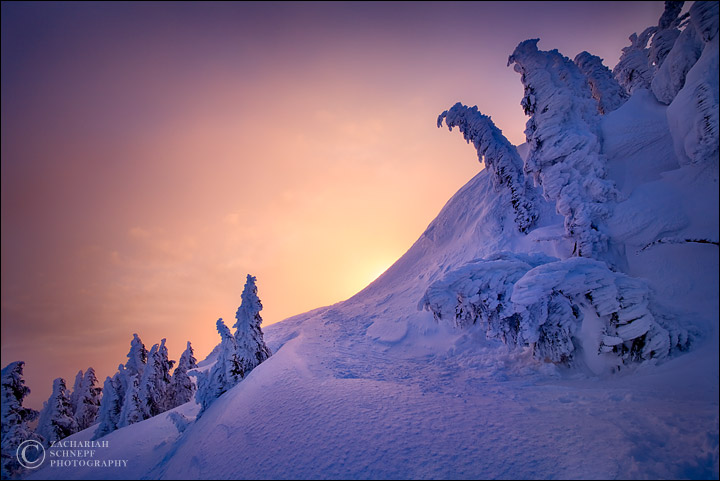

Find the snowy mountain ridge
[[25, 2, 719, 479]]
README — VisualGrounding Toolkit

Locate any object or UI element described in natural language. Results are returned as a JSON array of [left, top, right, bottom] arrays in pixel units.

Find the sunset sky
[[1, 1, 667, 409]]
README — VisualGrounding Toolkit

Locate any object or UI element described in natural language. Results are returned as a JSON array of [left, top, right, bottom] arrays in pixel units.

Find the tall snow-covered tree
[[508, 38, 617, 260], [573, 51, 628, 114], [233, 274, 272, 375], [437, 102, 538, 233], [168, 341, 197, 409], [92, 366, 125, 439], [74, 368, 102, 430], [35, 378, 78, 446], [1, 361, 41, 479], [138, 339, 175, 417]]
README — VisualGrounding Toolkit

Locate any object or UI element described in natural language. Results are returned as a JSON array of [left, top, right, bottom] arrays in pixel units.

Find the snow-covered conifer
[[35, 378, 78, 446], [1, 361, 41, 479], [125, 333, 147, 379], [74, 368, 102, 430], [68, 369, 84, 417], [233, 274, 271, 375], [437, 103, 538, 233], [92, 366, 125, 439], [573, 51, 628, 114], [117, 374, 146, 428], [168, 341, 197, 409], [508, 39, 617, 259]]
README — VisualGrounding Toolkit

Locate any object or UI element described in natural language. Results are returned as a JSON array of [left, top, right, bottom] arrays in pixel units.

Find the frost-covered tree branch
[[437, 102, 538, 233], [638, 237, 719, 253]]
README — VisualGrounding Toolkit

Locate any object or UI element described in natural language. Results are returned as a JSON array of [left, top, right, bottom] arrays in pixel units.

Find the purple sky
[[1, 1, 668, 410]]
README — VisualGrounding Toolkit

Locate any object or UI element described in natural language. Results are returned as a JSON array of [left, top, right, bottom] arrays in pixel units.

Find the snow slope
[[28, 13, 719, 481]]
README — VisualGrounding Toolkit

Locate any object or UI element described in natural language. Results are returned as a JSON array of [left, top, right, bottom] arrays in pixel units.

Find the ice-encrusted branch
[[508, 39, 617, 259], [574, 51, 628, 115], [638, 237, 719, 253], [437, 102, 538, 233]]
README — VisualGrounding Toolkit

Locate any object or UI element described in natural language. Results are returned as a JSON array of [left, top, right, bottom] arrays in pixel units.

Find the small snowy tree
[[194, 319, 243, 413], [168, 341, 197, 409], [92, 366, 125, 439], [74, 368, 102, 430], [573, 51, 628, 114], [35, 378, 78, 446], [437, 102, 539, 233], [1, 361, 41, 479], [125, 333, 148, 379], [233, 274, 272, 374]]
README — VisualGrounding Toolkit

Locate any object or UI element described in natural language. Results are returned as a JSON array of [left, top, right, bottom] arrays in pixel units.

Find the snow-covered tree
[[233, 274, 272, 374], [35, 378, 78, 446], [194, 319, 244, 414], [138, 339, 175, 417], [665, 0, 719, 166], [437, 102, 538, 233], [652, 13, 704, 105], [508, 38, 617, 259], [74, 368, 102, 430], [117, 374, 145, 428], [1, 361, 41, 479], [613, 1, 696, 103], [125, 333, 148, 379], [92, 366, 125, 439], [68, 369, 84, 417], [420, 254, 689, 367], [614, 26, 658, 94], [168, 341, 197, 409], [648, 2, 686, 70], [573, 51, 628, 114]]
